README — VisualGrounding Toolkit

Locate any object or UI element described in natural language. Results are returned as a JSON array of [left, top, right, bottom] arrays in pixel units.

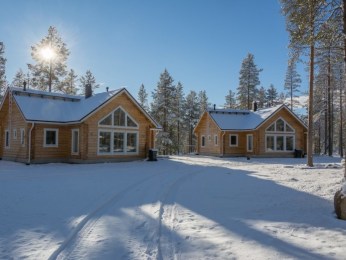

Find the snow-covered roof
[[9, 87, 160, 127], [208, 105, 302, 130]]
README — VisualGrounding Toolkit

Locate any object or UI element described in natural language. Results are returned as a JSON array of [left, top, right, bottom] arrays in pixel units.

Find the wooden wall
[[83, 92, 155, 161], [0, 94, 29, 162], [257, 107, 307, 156], [194, 107, 307, 158], [194, 112, 222, 156], [1, 90, 157, 163]]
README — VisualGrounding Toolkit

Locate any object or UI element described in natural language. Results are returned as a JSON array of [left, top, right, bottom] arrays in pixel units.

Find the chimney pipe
[[23, 81, 27, 91], [85, 83, 92, 98], [252, 101, 258, 112], [213, 104, 216, 110], [106, 87, 109, 92]]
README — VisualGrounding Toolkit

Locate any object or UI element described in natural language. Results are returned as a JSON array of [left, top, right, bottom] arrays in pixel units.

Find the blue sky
[[1, 0, 306, 106]]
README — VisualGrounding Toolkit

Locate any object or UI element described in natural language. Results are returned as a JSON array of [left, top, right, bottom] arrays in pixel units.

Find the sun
[[40, 46, 55, 60]]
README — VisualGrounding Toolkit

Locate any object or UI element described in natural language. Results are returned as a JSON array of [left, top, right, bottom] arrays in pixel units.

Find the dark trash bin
[[294, 149, 304, 158], [148, 149, 158, 161]]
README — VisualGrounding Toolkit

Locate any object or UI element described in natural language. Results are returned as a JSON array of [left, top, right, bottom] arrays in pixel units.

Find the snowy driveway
[[0, 156, 345, 259]]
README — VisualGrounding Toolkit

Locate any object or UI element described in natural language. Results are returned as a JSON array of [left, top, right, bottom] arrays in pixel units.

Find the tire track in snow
[[155, 169, 200, 260], [48, 171, 162, 260]]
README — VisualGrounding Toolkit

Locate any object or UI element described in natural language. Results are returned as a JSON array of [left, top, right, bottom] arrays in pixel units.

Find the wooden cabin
[[0, 86, 161, 164], [194, 104, 307, 157]]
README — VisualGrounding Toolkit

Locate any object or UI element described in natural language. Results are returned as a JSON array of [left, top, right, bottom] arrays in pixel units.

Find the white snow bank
[[1, 156, 345, 260]]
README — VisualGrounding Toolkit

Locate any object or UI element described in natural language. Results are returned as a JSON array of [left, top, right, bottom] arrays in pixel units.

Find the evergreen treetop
[[237, 53, 262, 110], [28, 26, 70, 92], [0, 42, 7, 98]]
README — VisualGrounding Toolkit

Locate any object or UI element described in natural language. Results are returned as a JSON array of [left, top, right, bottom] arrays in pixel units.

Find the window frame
[[13, 129, 17, 140], [265, 134, 295, 152], [229, 134, 238, 147], [214, 135, 218, 146], [20, 128, 25, 147], [5, 129, 10, 148], [71, 129, 79, 155], [126, 131, 139, 154], [201, 135, 206, 147], [43, 128, 59, 148], [247, 134, 253, 152], [98, 129, 138, 155], [266, 117, 295, 133], [98, 106, 139, 129]]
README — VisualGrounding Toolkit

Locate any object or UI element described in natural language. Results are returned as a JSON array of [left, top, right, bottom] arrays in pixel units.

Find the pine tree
[[0, 42, 6, 99], [12, 69, 26, 88], [198, 90, 209, 115], [60, 69, 79, 95], [257, 86, 267, 108], [137, 84, 149, 111], [281, 0, 327, 167], [151, 69, 175, 154], [28, 26, 69, 92], [284, 59, 301, 110], [80, 70, 99, 95], [183, 90, 200, 154], [266, 84, 278, 107], [173, 82, 185, 154], [237, 53, 262, 109], [224, 90, 236, 108]]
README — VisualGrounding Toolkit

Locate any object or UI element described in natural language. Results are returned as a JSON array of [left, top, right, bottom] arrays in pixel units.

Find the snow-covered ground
[[0, 156, 345, 260]]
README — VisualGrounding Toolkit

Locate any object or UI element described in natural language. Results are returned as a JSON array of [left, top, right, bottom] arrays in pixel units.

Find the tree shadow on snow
[[1, 158, 345, 259]]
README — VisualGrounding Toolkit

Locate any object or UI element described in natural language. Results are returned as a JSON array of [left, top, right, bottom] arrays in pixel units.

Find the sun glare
[[40, 46, 55, 60]]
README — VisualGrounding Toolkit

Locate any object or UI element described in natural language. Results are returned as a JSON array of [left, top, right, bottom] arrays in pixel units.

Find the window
[[98, 107, 139, 155], [99, 114, 112, 125], [113, 132, 124, 153], [247, 134, 253, 152], [98, 130, 138, 154], [214, 135, 218, 146], [20, 128, 25, 147], [99, 131, 111, 153], [44, 129, 58, 147], [127, 133, 137, 153], [266, 136, 275, 151], [266, 118, 295, 133], [229, 134, 238, 147], [201, 136, 206, 147], [99, 107, 138, 128], [13, 129, 17, 140], [5, 130, 10, 148], [71, 129, 79, 154], [265, 118, 295, 152], [114, 109, 126, 126]]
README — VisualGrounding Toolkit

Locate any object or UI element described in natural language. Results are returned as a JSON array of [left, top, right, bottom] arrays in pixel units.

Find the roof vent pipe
[[252, 101, 258, 112], [23, 81, 27, 91], [213, 104, 216, 110], [106, 87, 109, 92], [85, 83, 92, 99]]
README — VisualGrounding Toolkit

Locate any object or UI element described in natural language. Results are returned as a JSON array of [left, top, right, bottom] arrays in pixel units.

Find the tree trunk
[[307, 43, 314, 167], [340, 68, 344, 158], [343, 0, 346, 176], [328, 52, 333, 156], [325, 95, 328, 154]]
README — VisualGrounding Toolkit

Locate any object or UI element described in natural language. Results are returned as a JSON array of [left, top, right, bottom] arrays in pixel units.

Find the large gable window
[[98, 107, 139, 155], [99, 107, 138, 128], [265, 118, 295, 152], [266, 118, 294, 133]]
